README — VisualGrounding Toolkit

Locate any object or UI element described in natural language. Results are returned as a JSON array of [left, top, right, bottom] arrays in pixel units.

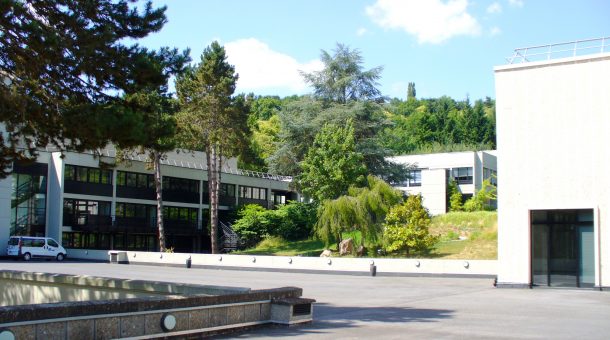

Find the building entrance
[[531, 209, 595, 288]]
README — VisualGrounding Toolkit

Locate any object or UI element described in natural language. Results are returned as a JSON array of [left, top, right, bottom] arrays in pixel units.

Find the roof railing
[[507, 37, 609, 64]]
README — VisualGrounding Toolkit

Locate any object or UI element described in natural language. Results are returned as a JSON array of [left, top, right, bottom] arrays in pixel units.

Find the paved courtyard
[[2, 260, 610, 339]]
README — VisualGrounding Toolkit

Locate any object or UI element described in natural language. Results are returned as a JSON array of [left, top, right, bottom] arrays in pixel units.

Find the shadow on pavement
[[218, 303, 454, 338]]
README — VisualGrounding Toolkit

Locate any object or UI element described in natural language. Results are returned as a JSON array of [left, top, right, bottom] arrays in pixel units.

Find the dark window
[[47, 239, 58, 247], [452, 167, 473, 184], [239, 186, 267, 200], [126, 173, 137, 187], [408, 170, 422, 187], [117, 171, 154, 189], [222, 183, 236, 197], [65, 165, 112, 185], [117, 172, 126, 186]]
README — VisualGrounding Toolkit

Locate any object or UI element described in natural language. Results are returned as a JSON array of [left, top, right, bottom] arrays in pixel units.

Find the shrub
[[383, 194, 438, 256], [232, 202, 317, 248]]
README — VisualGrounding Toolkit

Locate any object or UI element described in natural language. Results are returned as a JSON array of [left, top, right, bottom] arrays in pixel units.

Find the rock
[[356, 245, 365, 257], [320, 249, 332, 257], [339, 238, 354, 256]]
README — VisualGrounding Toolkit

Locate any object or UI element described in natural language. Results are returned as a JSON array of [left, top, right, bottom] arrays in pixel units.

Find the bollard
[[186, 257, 192, 268], [370, 263, 377, 277]]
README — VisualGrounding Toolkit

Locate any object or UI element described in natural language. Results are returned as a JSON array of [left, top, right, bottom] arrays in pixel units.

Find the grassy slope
[[430, 211, 497, 259], [236, 211, 498, 259]]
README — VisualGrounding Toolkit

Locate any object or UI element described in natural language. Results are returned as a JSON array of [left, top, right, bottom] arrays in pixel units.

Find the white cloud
[[357, 27, 368, 36], [490, 26, 501, 36], [365, 0, 481, 44], [487, 2, 502, 14], [224, 38, 322, 93], [508, 0, 524, 8]]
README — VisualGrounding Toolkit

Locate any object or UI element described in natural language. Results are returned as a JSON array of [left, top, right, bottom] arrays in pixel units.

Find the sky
[[137, 0, 609, 101]]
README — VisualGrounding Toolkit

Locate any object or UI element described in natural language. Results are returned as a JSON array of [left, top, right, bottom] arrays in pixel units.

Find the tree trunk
[[208, 145, 219, 254], [153, 151, 166, 252]]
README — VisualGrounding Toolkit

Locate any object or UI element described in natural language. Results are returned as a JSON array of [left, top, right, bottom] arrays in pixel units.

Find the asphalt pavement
[[2, 259, 609, 339]]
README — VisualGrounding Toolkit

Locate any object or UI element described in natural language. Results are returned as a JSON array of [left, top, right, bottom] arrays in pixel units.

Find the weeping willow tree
[[315, 175, 403, 249]]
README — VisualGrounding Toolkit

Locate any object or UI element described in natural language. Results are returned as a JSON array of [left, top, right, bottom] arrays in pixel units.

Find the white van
[[6, 236, 67, 261]]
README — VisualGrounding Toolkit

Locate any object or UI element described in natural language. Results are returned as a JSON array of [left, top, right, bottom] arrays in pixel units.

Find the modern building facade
[[390, 150, 497, 215], [0, 147, 297, 255], [495, 39, 610, 289]]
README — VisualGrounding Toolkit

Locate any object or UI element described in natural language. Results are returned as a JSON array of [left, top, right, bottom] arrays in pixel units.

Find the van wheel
[[56, 253, 65, 262], [23, 252, 31, 261]]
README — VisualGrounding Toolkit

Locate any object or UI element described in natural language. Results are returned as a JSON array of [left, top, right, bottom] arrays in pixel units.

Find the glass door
[[531, 209, 595, 288]]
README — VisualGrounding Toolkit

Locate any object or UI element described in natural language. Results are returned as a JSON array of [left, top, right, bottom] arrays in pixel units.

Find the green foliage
[[299, 120, 367, 202], [301, 43, 383, 104], [315, 176, 403, 247], [380, 97, 496, 155], [464, 179, 497, 212], [447, 180, 463, 212], [175, 41, 249, 253], [232, 202, 317, 248], [0, 0, 191, 177], [383, 194, 438, 255]]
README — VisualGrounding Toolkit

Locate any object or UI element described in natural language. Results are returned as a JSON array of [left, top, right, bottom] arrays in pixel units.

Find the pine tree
[[175, 41, 249, 254], [0, 0, 180, 176]]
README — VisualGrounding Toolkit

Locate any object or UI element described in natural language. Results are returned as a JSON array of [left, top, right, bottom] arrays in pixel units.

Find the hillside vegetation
[[237, 211, 497, 259], [430, 211, 497, 259]]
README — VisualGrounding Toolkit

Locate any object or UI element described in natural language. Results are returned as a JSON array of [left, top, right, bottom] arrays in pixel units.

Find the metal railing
[[507, 37, 609, 64], [95, 148, 293, 182], [219, 221, 240, 253]]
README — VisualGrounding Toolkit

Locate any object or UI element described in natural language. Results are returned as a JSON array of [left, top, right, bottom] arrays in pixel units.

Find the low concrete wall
[[67, 249, 497, 277], [0, 271, 312, 339]]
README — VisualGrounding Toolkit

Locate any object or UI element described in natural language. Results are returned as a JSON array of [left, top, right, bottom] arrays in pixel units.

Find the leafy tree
[[299, 120, 367, 202], [302, 43, 383, 104], [0, 0, 185, 177], [175, 41, 249, 254], [464, 179, 497, 212], [383, 194, 437, 255], [447, 179, 463, 212], [315, 176, 402, 248]]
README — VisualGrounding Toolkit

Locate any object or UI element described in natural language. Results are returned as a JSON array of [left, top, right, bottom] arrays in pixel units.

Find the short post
[[369, 263, 376, 277], [186, 257, 192, 268]]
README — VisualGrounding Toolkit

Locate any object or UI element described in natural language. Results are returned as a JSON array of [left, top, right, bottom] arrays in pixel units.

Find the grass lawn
[[235, 211, 497, 260]]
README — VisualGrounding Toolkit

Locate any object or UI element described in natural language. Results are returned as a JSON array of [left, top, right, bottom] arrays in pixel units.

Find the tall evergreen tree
[[301, 43, 383, 104], [0, 0, 176, 176], [175, 41, 249, 254], [407, 82, 416, 100]]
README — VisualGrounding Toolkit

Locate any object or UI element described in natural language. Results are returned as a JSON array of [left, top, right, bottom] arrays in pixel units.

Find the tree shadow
[[217, 303, 454, 338]]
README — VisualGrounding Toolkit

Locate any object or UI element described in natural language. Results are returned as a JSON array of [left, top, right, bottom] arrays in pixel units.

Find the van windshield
[[8, 238, 19, 246]]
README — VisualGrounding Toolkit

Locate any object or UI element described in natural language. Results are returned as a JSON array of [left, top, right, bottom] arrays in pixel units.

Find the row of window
[[239, 186, 267, 200], [67, 167, 243, 197], [483, 167, 498, 186], [65, 165, 112, 185], [451, 167, 473, 184], [65, 199, 199, 223]]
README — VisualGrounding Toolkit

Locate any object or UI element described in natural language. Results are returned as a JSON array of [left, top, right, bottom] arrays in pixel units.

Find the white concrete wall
[[67, 249, 497, 276], [397, 169, 447, 215], [495, 53, 610, 287]]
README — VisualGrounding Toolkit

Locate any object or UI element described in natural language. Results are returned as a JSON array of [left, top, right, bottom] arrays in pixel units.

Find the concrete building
[[495, 38, 610, 289], [0, 146, 297, 255], [390, 151, 497, 215]]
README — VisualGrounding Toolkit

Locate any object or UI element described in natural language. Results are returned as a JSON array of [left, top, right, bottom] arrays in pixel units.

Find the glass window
[[64, 165, 75, 181], [125, 204, 135, 218], [77, 167, 88, 182], [47, 239, 58, 247], [452, 167, 473, 184], [137, 174, 148, 188], [89, 169, 100, 183], [117, 172, 126, 186], [100, 170, 112, 185], [126, 173, 137, 187]]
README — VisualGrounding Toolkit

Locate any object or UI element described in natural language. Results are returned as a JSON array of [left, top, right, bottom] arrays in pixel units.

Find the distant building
[[0, 146, 297, 254], [390, 150, 497, 215], [495, 38, 610, 289]]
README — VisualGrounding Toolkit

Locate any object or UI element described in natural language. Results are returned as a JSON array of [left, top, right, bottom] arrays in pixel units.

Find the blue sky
[[138, 0, 609, 101]]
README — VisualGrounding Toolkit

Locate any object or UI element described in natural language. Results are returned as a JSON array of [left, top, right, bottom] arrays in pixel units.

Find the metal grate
[[293, 303, 312, 316]]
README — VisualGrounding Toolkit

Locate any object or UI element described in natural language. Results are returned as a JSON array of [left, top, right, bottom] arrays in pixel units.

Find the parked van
[[6, 236, 67, 261]]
